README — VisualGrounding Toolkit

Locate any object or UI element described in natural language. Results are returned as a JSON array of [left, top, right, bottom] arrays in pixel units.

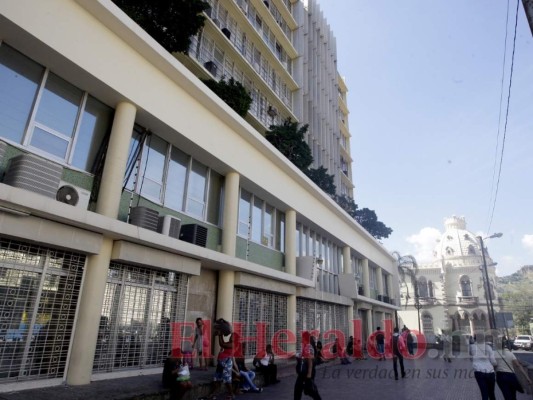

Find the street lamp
[[478, 233, 502, 330], [413, 280, 422, 333]]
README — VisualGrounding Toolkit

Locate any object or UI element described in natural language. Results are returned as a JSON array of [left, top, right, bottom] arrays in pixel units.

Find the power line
[[487, 0, 520, 233], [486, 0, 510, 231]]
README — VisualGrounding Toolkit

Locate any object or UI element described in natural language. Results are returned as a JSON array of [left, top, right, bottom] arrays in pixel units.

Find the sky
[[318, 1, 533, 276]]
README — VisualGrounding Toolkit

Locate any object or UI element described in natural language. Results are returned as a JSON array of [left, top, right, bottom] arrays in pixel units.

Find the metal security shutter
[[296, 299, 349, 348], [93, 263, 188, 373], [233, 288, 287, 358], [0, 239, 85, 383]]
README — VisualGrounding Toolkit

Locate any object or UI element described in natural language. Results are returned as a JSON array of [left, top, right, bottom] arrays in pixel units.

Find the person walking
[[294, 331, 322, 400], [495, 337, 532, 400], [442, 331, 452, 362], [391, 327, 406, 380], [375, 327, 385, 361], [470, 333, 497, 400]]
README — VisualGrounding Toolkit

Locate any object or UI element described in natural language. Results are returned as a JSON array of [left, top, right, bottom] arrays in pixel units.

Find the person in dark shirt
[[376, 327, 385, 361]]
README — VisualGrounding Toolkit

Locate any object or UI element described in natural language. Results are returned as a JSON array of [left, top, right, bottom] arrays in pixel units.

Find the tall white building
[[0, 0, 395, 391], [398, 216, 500, 342], [181, 0, 354, 197]]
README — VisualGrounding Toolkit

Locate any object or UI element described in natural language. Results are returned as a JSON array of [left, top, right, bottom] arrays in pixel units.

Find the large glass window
[[186, 160, 208, 218], [238, 190, 252, 236], [0, 45, 43, 143], [72, 96, 113, 171], [0, 43, 112, 171], [164, 147, 188, 211], [139, 135, 167, 202], [127, 132, 219, 223], [237, 190, 283, 250]]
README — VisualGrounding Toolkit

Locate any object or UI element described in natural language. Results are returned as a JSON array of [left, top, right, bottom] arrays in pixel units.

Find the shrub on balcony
[[112, 0, 209, 53], [201, 78, 252, 117]]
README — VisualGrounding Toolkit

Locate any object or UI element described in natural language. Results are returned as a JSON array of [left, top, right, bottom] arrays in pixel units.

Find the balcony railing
[[457, 296, 478, 306]]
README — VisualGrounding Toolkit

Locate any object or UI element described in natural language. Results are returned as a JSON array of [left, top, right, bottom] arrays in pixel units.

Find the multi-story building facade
[[0, 0, 395, 391], [179, 0, 354, 197], [398, 216, 500, 343]]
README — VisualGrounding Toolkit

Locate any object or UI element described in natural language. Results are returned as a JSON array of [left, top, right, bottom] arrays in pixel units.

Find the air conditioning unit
[[221, 27, 231, 40], [179, 224, 208, 247], [56, 181, 91, 209], [204, 61, 218, 77], [377, 294, 384, 302], [129, 206, 159, 232], [158, 215, 181, 239], [3, 153, 63, 198]]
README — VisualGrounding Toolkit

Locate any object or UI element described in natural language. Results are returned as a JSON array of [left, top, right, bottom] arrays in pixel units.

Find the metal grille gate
[[0, 238, 85, 383], [296, 298, 349, 348], [93, 263, 188, 373], [233, 288, 287, 358]]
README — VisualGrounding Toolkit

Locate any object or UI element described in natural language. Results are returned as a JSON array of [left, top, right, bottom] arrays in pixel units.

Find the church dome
[[433, 216, 482, 259]]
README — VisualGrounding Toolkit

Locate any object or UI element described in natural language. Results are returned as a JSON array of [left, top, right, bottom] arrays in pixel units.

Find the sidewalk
[[0, 354, 531, 400]]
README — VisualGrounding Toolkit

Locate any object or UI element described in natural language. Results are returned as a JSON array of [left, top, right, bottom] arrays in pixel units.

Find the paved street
[[0, 351, 530, 400], [237, 352, 532, 400]]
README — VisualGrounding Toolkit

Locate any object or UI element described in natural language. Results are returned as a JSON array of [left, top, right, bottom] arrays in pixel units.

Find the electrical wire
[[487, 0, 520, 233], [486, 0, 510, 231]]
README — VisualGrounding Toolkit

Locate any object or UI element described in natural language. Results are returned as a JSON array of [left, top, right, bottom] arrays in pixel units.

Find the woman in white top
[[495, 338, 532, 400], [470, 334, 498, 400]]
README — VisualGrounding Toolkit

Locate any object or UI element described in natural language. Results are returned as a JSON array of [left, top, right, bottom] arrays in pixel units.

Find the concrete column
[[221, 172, 239, 257], [362, 258, 370, 297], [287, 294, 297, 355], [285, 210, 297, 275], [387, 275, 393, 301], [343, 246, 352, 274], [469, 317, 475, 336], [216, 270, 235, 323], [348, 305, 354, 337], [67, 238, 113, 385], [376, 268, 384, 298], [95, 102, 136, 218]]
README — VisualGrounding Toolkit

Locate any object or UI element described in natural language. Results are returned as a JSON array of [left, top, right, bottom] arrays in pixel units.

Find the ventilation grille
[[129, 206, 159, 231], [3, 153, 63, 198], [179, 224, 208, 247]]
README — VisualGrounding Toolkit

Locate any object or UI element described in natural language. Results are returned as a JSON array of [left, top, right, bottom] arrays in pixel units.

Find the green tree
[[354, 207, 393, 240], [202, 78, 252, 117], [335, 194, 358, 218], [499, 280, 533, 334], [305, 166, 336, 196], [265, 120, 313, 171], [112, 0, 209, 53]]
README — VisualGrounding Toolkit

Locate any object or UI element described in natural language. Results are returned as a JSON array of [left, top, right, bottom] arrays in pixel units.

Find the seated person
[[253, 344, 280, 386], [162, 349, 192, 400], [233, 341, 262, 393], [315, 341, 325, 365]]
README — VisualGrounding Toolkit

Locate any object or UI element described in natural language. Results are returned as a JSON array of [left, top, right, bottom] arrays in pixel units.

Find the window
[[460, 275, 472, 297], [238, 190, 284, 250], [417, 277, 428, 298], [238, 190, 252, 235], [0, 43, 112, 171], [127, 131, 219, 223], [139, 135, 167, 202], [428, 280, 434, 297], [468, 245, 476, 255], [186, 160, 208, 218]]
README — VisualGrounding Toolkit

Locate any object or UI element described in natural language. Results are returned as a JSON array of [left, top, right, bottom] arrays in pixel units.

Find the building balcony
[[418, 297, 437, 306], [457, 296, 478, 306]]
